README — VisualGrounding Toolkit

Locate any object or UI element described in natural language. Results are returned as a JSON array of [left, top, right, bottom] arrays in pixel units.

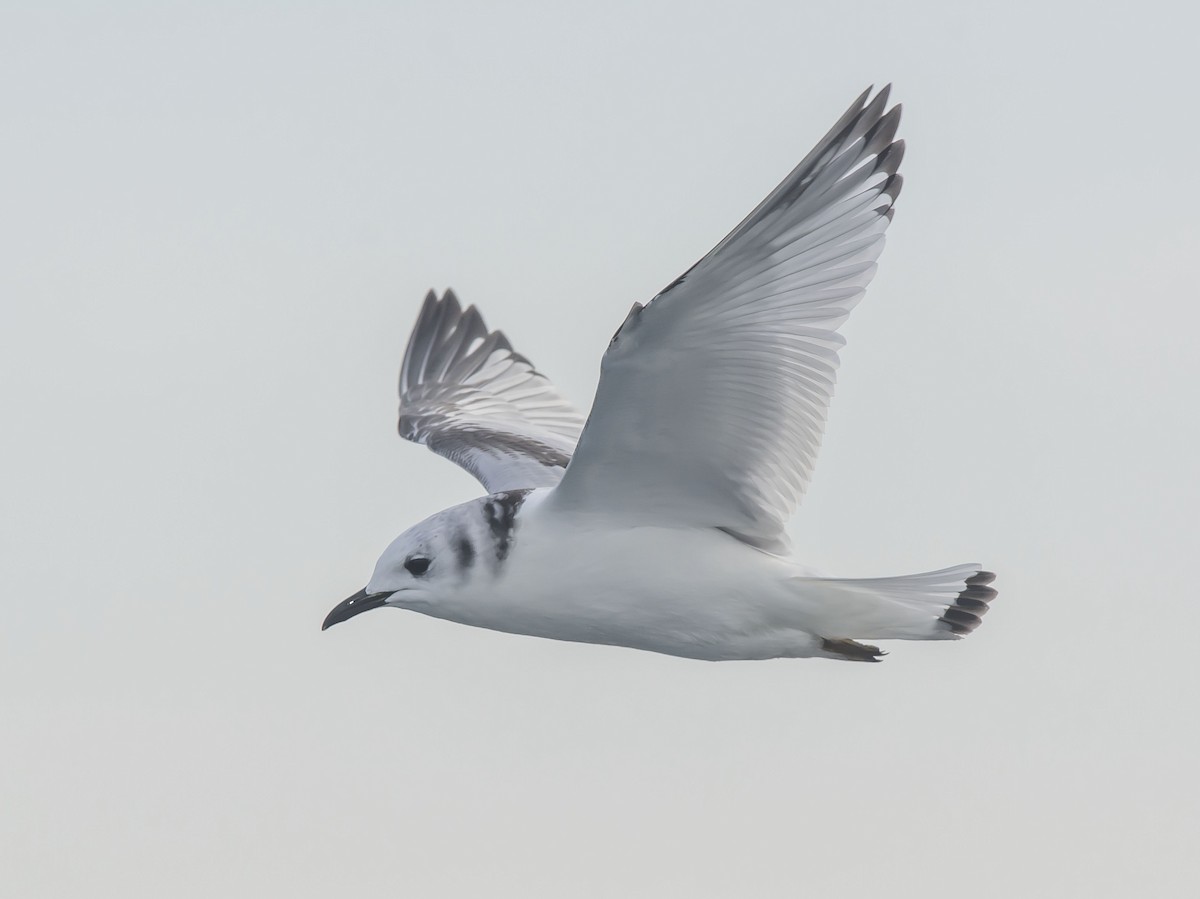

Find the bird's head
[[321, 507, 464, 631], [322, 490, 532, 631]]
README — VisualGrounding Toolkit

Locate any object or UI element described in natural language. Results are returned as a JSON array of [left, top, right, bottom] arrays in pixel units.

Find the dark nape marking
[[483, 489, 532, 564], [454, 531, 475, 570], [938, 570, 998, 635], [822, 638, 885, 662]]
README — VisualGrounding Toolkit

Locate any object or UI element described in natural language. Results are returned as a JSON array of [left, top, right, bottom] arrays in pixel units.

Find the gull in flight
[[322, 86, 997, 662]]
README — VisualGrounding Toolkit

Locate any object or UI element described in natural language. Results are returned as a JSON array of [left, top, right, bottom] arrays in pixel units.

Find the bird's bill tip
[[321, 588, 391, 631]]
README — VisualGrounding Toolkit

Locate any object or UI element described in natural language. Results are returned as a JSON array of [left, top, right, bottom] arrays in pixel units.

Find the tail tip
[[938, 570, 998, 636]]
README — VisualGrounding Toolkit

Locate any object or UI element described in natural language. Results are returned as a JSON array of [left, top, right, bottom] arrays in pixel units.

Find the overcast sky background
[[3, 2, 1198, 896]]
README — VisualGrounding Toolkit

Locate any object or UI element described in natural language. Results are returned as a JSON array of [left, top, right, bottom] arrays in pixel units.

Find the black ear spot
[[404, 556, 431, 577]]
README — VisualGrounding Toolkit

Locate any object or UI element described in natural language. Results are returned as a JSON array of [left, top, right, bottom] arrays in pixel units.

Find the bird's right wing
[[398, 290, 587, 492]]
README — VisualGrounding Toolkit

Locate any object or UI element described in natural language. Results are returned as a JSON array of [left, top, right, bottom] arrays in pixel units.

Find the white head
[[321, 490, 531, 630]]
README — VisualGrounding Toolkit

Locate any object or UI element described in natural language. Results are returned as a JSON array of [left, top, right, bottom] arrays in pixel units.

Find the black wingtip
[[438, 288, 461, 318], [882, 172, 904, 204], [877, 139, 905, 177]]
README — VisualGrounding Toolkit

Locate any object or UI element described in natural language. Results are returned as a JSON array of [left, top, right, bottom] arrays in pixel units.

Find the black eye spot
[[404, 556, 431, 577]]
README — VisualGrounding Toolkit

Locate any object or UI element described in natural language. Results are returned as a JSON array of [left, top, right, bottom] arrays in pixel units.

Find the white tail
[[792, 564, 998, 644]]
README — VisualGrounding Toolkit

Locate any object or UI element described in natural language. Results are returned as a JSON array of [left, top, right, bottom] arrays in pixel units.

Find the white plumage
[[323, 86, 997, 662]]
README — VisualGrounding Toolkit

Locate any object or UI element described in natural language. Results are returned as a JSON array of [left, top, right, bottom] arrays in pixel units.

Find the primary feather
[[397, 289, 585, 492]]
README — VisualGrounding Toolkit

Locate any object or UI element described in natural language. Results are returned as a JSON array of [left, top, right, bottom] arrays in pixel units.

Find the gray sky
[[3, 2, 1198, 896]]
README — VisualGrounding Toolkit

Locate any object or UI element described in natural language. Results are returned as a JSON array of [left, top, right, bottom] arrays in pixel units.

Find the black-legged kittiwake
[[322, 86, 998, 662]]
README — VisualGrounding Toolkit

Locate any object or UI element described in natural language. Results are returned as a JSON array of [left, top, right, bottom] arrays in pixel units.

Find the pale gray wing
[[398, 289, 586, 492], [549, 87, 903, 553]]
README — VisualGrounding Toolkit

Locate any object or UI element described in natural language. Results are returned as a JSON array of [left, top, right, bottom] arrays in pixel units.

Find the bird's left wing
[[397, 289, 586, 492], [548, 87, 903, 553]]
